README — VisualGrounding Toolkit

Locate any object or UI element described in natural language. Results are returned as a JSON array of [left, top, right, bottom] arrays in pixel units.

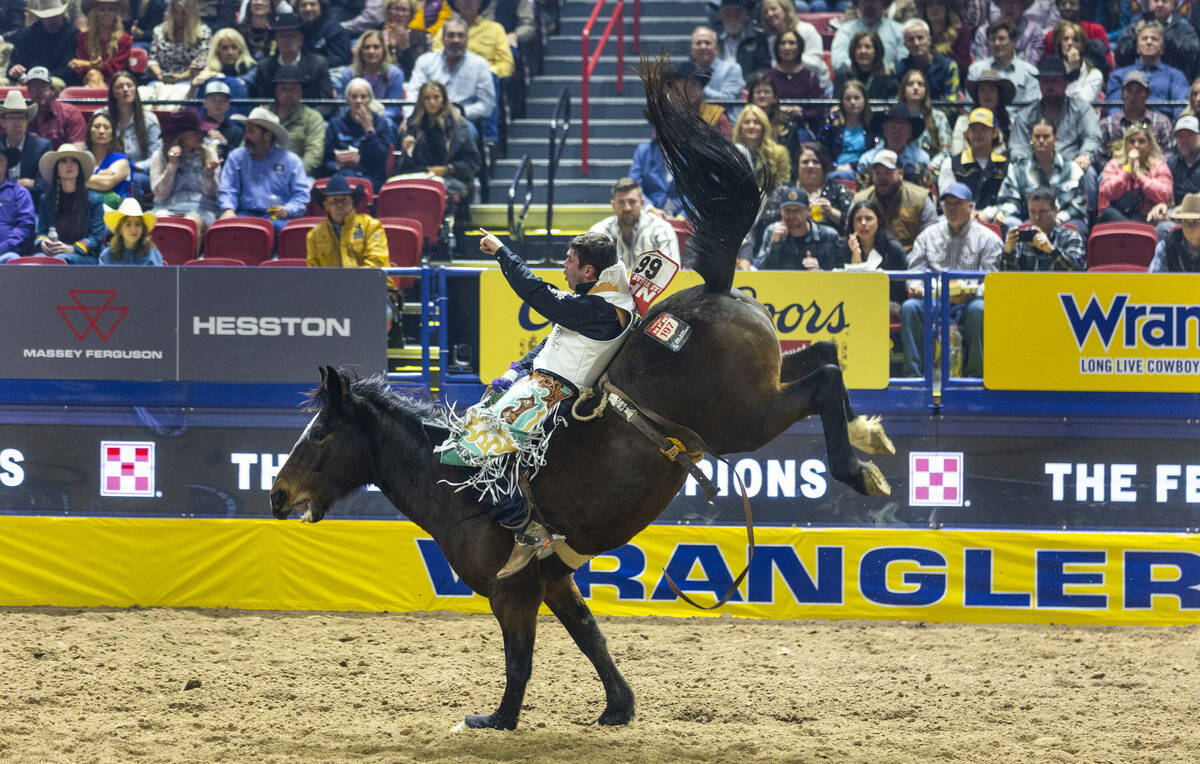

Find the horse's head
[[270, 366, 378, 523]]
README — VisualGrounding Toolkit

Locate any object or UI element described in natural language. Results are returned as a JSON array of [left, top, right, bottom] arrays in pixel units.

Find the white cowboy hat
[[38, 144, 96, 182], [231, 106, 290, 147], [103, 197, 156, 234], [0, 91, 36, 119], [27, 0, 69, 18]]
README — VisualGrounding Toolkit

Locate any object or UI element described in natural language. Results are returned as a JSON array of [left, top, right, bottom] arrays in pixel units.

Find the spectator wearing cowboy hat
[[0, 91, 53, 208], [1009, 55, 1101, 170], [716, 0, 771, 79], [99, 197, 162, 265], [268, 64, 326, 175], [1150, 192, 1200, 270], [857, 103, 931, 187], [306, 173, 389, 268], [70, 0, 133, 88], [8, 0, 79, 87], [150, 108, 221, 232], [0, 146, 36, 258], [218, 106, 311, 236], [951, 70, 1015, 154], [24, 67, 87, 151], [32, 144, 106, 263], [249, 10, 335, 117]]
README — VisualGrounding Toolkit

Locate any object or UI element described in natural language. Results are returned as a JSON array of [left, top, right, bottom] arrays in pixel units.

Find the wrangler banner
[[478, 269, 891, 389], [984, 273, 1200, 392], [0, 518, 1194, 625]]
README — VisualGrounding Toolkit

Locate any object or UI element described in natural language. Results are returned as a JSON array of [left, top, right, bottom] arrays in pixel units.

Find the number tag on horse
[[643, 312, 691, 352], [629, 249, 680, 317]]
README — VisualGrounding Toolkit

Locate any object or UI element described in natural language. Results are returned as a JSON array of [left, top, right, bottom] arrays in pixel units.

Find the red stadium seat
[[1087, 263, 1148, 273], [259, 258, 308, 267], [801, 12, 840, 45], [981, 221, 1003, 240], [60, 87, 109, 120], [8, 255, 66, 264], [203, 217, 274, 265], [184, 257, 246, 266], [1087, 222, 1157, 269], [377, 180, 446, 248], [129, 47, 148, 74], [382, 219, 422, 288], [277, 216, 325, 260], [151, 216, 199, 265], [383, 215, 424, 244], [306, 176, 374, 217], [668, 218, 693, 253]]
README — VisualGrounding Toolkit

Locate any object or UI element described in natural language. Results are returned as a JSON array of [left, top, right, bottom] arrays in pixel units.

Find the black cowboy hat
[[273, 65, 305, 84], [272, 12, 303, 31], [869, 103, 925, 140], [674, 60, 712, 85], [966, 70, 1016, 105], [1036, 55, 1069, 79], [313, 174, 366, 206]]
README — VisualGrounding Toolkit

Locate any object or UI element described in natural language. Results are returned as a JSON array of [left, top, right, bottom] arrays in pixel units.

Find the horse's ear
[[319, 366, 328, 383], [324, 366, 346, 408]]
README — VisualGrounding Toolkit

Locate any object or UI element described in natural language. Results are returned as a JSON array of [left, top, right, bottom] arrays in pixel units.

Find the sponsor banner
[[478, 269, 891, 389], [0, 414, 1196, 530], [0, 267, 386, 383], [984, 273, 1200, 392], [0, 517, 1194, 625]]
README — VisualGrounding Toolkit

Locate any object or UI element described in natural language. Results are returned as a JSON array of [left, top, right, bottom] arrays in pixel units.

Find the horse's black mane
[[307, 372, 448, 429], [640, 56, 765, 293]]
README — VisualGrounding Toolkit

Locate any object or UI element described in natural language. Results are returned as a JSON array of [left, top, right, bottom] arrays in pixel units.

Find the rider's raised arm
[[491, 243, 622, 341]]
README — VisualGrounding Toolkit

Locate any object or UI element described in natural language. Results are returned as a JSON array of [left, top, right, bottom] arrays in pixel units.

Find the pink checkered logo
[[909, 452, 964, 507], [100, 441, 156, 497]]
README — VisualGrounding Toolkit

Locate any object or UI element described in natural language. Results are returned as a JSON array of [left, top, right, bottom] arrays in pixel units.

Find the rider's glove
[[489, 362, 524, 393]]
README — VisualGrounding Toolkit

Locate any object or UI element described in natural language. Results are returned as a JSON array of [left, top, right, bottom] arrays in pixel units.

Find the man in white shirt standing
[[588, 178, 680, 269], [408, 16, 496, 135]]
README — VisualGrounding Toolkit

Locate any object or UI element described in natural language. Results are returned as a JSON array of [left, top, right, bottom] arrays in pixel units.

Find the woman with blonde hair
[[733, 104, 791, 192], [1098, 123, 1173, 223], [397, 80, 481, 201], [148, 0, 212, 85], [189, 27, 254, 108], [1052, 20, 1102, 104], [337, 29, 406, 125], [70, 0, 132, 87], [898, 68, 949, 158], [324, 79, 396, 193], [383, 0, 429, 80]]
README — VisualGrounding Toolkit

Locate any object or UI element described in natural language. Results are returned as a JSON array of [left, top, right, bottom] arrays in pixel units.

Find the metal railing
[[506, 154, 535, 259], [580, 0, 625, 175], [545, 87, 571, 247]]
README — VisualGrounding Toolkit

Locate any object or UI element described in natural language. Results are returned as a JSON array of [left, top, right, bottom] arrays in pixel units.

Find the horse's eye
[[310, 426, 328, 441]]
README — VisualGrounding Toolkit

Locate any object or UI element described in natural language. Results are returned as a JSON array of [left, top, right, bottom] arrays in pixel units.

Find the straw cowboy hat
[[38, 144, 96, 182], [312, 173, 366, 206], [0, 91, 37, 119], [1169, 193, 1200, 220], [103, 197, 156, 234], [26, 0, 69, 19], [231, 106, 290, 146]]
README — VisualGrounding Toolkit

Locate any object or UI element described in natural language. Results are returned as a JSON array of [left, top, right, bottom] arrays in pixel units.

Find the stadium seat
[[1087, 263, 1149, 273], [383, 215, 424, 244], [377, 180, 447, 248], [306, 177, 374, 217], [0, 86, 28, 100], [277, 217, 325, 260], [259, 258, 308, 267], [151, 216, 199, 265], [801, 13, 840, 45], [184, 257, 246, 266], [59, 87, 109, 120], [129, 47, 148, 74], [1087, 222, 1157, 269], [981, 221, 1003, 240], [668, 218, 693, 253], [8, 255, 66, 264], [382, 219, 422, 288], [203, 217, 274, 265]]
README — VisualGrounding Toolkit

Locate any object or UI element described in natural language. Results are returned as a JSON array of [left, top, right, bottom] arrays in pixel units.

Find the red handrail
[[581, 0, 625, 175]]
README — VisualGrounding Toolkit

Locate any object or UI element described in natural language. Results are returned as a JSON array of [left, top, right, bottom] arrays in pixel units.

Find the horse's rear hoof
[[849, 415, 895, 455], [456, 713, 516, 731], [860, 460, 891, 496]]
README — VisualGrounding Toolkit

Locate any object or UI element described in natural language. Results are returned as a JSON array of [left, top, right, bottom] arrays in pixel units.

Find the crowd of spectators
[[627, 0, 1200, 376]]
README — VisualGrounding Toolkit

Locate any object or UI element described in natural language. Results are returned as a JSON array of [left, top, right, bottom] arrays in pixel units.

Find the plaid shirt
[[997, 153, 1087, 223], [1000, 225, 1086, 271], [1097, 109, 1174, 166]]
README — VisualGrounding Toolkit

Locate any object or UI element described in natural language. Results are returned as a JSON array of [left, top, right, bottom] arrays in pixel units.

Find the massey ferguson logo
[[58, 289, 128, 340], [100, 441, 156, 497]]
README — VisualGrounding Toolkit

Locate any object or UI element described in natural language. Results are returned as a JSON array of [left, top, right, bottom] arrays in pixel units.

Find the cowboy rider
[[437, 228, 633, 579]]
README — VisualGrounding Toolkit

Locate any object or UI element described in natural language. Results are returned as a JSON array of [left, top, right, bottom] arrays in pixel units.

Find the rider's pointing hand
[[478, 228, 503, 256]]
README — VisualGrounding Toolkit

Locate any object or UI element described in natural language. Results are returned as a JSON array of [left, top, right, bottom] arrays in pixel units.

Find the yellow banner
[[984, 273, 1200, 392], [479, 269, 891, 389], [0, 517, 1195, 625]]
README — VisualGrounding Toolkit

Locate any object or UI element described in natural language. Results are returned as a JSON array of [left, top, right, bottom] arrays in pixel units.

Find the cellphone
[[1017, 228, 1037, 243]]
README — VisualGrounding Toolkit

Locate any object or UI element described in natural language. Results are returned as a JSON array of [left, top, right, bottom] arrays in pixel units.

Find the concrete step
[[533, 74, 645, 98], [508, 118, 651, 139], [545, 34, 691, 57], [523, 96, 647, 119], [557, 15, 698, 37]]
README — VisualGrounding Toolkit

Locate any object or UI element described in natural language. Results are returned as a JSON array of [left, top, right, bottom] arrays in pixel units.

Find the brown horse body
[[268, 60, 891, 731]]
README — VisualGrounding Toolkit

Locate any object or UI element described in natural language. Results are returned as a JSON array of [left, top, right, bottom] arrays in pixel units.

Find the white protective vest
[[533, 262, 635, 389]]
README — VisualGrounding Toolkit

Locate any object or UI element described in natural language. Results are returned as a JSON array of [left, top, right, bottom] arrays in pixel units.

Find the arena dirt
[[0, 608, 1195, 763]]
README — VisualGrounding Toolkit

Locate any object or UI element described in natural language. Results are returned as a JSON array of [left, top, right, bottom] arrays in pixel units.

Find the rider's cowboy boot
[[495, 520, 558, 579]]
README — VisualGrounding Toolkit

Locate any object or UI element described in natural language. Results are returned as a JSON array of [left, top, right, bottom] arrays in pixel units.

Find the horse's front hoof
[[597, 705, 634, 726], [860, 460, 892, 496], [848, 415, 895, 455], [454, 713, 516, 731]]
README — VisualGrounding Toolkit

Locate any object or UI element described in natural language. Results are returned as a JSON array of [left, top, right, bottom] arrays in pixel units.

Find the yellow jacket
[[306, 213, 390, 268], [433, 16, 515, 78]]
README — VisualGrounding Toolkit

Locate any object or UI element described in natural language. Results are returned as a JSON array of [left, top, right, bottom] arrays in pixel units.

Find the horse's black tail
[[640, 56, 765, 294]]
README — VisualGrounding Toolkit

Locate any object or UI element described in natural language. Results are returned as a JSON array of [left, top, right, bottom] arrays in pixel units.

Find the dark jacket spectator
[[298, 0, 352, 68], [396, 80, 481, 200], [1115, 11, 1200, 79], [323, 84, 395, 193], [8, 1, 80, 87], [250, 12, 335, 114], [0, 152, 36, 256]]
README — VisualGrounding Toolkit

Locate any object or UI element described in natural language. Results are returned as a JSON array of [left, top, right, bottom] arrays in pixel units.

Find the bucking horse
[[269, 59, 894, 731]]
